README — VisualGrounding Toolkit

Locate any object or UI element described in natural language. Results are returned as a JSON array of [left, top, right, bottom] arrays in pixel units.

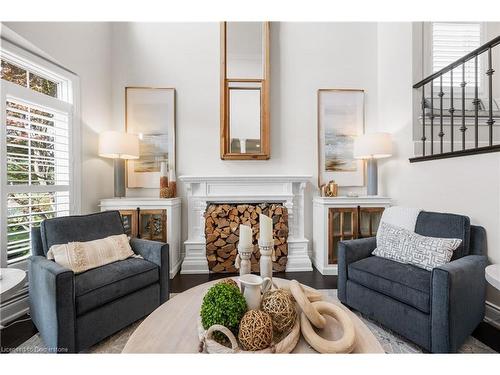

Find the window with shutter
[[5, 99, 70, 264], [431, 22, 482, 87], [1, 42, 79, 269]]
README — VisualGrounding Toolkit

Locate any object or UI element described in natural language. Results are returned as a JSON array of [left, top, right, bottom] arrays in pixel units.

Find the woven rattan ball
[[238, 310, 273, 351], [217, 278, 239, 290], [261, 289, 296, 334]]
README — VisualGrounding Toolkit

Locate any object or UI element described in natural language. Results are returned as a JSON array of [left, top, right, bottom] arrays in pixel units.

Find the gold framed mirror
[[220, 22, 270, 160]]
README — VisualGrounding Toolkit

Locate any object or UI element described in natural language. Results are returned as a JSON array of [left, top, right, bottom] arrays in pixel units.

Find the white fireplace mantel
[[179, 175, 313, 274]]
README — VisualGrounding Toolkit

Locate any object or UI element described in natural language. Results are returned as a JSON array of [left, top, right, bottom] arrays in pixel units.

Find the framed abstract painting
[[317, 89, 365, 187], [125, 87, 176, 188]]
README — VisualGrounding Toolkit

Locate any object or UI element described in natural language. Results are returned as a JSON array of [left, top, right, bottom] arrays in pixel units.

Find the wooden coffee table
[[122, 277, 384, 353]]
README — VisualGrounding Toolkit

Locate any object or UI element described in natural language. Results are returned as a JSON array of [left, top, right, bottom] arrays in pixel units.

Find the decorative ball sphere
[[217, 278, 239, 290], [200, 283, 247, 342], [238, 310, 273, 351], [261, 289, 297, 334]]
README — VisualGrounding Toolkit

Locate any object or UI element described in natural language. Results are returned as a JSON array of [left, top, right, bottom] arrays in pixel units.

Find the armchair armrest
[[337, 237, 377, 303], [130, 238, 170, 303], [431, 255, 487, 353], [28, 256, 75, 353]]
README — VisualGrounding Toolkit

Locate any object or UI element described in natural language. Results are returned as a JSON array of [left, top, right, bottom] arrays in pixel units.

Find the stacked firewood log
[[204, 203, 289, 273]]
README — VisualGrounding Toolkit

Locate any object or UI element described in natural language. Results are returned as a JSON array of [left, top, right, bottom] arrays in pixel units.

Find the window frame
[[0, 40, 81, 271], [423, 21, 487, 95]]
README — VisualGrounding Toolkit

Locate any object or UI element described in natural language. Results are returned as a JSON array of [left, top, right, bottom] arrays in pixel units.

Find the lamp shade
[[98, 131, 139, 159], [353, 132, 392, 159]]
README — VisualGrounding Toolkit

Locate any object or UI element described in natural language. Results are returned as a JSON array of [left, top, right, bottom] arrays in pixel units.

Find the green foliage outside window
[[2, 60, 64, 263]]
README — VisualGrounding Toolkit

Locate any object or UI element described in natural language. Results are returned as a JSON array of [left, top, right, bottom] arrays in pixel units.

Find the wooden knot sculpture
[[289, 280, 356, 354]]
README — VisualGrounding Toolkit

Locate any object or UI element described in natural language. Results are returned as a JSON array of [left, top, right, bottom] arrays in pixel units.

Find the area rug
[[12, 290, 496, 354]]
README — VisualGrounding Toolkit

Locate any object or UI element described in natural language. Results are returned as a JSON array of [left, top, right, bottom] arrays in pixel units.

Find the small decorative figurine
[[320, 180, 338, 197]]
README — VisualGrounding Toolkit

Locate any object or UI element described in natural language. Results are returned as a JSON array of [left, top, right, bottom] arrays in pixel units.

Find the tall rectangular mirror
[[220, 22, 270, 159]]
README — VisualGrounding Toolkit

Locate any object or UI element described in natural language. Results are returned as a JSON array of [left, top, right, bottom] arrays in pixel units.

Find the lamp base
[[114, 159, 126, 198], [366, 158, 378, 196]]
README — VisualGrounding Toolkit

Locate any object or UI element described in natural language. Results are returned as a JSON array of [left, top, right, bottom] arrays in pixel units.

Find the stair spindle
[[430, 82, 434, 154], [421, 85, 426, 156], [460, 63, 467, 150], [439, 76, 444, 154], [474, 55, 479, 148], [486, 47, 495, 146], [450, 70, 455, 152]]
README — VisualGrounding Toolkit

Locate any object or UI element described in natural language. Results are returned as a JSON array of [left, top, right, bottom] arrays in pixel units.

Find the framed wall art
[[125, 87, 176, 189], [317, 89, 365, 187]]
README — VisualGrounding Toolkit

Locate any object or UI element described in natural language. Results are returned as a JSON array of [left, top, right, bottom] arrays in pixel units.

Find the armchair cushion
[[415, 211, 470, 260], [40, 211, 124, 255], [75, 258, 158, 315], [348, 256, 431, 313]]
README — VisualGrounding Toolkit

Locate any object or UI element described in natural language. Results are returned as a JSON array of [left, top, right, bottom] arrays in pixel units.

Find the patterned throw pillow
[[47, 234, 135, 274], [373, 222, 462, 271]]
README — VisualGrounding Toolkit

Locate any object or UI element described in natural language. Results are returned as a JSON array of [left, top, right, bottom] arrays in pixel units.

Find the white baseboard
[[169, 258, 183, 278], [485, 301, 500, 329]]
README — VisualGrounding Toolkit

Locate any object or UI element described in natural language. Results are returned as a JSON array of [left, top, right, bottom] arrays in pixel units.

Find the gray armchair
[[28, 211, 169, 353], [338, 211, 487, 353]]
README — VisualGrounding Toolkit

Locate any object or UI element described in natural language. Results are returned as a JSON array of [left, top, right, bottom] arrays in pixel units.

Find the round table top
[[0, 268, 27, 299], [122, 277, 384, 354], [485, 264, 500, 291]]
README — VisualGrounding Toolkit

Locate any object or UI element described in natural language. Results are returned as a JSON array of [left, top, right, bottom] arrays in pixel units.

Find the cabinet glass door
[[139, 209, 167, 242], [328, 207, 358, 264], [358, 207, 385, 238], [119, 210, 138, 238]]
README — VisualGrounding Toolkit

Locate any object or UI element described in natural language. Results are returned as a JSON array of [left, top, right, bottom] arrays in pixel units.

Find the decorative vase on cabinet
[[313, 196, 391, 275], [99, 197, 182, 278]]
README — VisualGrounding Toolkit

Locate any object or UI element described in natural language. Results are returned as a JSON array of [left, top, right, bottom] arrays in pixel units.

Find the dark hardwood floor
[[472, 321, 500, 353], [170, 266, 337, 293], [2, 267, 499, 353], [1, 314, 37, 353]]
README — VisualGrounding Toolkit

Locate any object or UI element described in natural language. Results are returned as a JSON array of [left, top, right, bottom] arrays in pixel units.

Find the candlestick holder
[[258, 239, 274, 280], [235, 244, 253, 276]]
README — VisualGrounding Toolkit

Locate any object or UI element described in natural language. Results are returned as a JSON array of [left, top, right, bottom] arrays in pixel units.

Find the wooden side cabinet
[[100, 198, 182, 278], [313, 196, 391, 275]]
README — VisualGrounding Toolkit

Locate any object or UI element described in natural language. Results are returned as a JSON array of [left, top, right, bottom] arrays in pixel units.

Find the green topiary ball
[[200, 283, 247, 341]]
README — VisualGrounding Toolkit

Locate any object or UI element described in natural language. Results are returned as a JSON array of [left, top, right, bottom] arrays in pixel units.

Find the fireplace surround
[[179, 175, 312, 274]]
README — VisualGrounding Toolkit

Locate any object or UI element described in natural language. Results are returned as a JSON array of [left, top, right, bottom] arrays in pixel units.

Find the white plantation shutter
[[5, 98, 71, 264], [432, 22, 481, 87], [1, 42, 78, 270]]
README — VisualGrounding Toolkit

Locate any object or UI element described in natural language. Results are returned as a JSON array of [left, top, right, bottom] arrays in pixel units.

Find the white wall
[[3, 22, 114, 214], [110, 22, 379, 243], [5, 21, 498, 308], [377, 22, 500, 306]]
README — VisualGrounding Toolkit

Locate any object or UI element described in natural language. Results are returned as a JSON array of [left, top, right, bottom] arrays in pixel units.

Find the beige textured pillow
[[47, 234, 135, 274]]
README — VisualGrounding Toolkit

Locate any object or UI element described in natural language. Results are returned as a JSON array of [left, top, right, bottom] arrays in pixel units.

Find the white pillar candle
[[259, 214, 273, 243], [239, 224, 253, 248]]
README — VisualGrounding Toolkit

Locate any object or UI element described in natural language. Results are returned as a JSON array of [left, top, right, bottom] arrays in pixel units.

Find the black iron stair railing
[[410, 35, 500, 163]]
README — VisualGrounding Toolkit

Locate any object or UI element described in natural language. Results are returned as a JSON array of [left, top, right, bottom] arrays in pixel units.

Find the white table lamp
[[353, 132, 392, 196], [99, 131, 139, 197]]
